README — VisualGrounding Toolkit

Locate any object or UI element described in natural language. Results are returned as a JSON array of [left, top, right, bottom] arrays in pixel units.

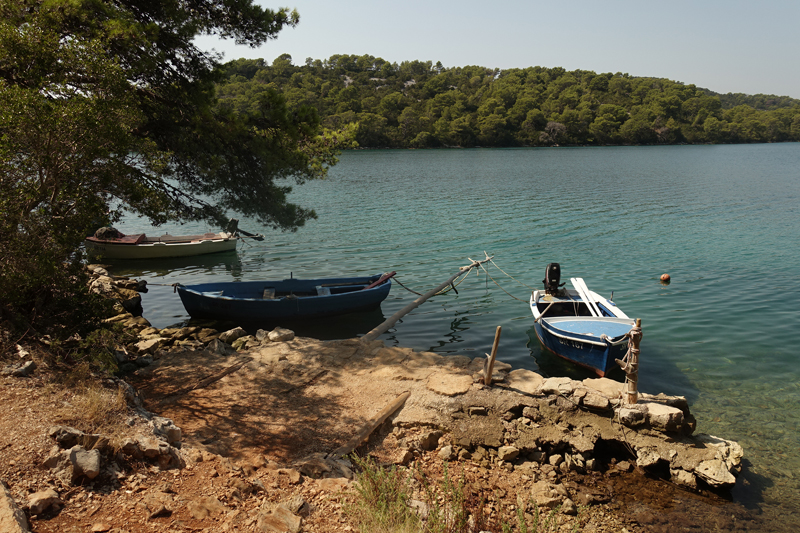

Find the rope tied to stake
[[614, 321, 642, 374]]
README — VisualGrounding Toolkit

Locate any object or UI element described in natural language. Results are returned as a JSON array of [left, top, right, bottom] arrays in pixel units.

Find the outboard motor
[[225, 218, 239, 235], [543, 263, 565, 295]]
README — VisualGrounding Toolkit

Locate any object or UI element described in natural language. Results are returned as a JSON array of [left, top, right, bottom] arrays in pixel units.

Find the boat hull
[[177, 274, 392, 321], [532, 320, 629, 377], [84, 235, 237, 259]]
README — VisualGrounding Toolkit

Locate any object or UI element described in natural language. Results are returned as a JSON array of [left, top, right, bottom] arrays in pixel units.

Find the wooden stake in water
[[484, 326, 502, 386], [616, 318, 642, 404]]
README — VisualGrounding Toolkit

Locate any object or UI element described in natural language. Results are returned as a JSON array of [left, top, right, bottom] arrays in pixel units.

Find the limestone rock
[[451, 416, 504, 448], [135, 338, 165, 355], [438, 445, 455, 461], [255, 329, 270, 343], [280, 494, 309, 516], [636, 447, 662, 468], [695, 459, 736, 487], [530, 481, 563, 509], [564, 453, 585, 472], [27, 488, 61, 515], [371, 347, 411, 365], [257, 505, 301, 533], [165, 327, 197, 341], [69, 446, 101, 480], [268, 327, 295, 342], [538, 377, 575, 396], [296, 454, 336, 479], [231, 335, 253, 351], [583, 377, 624, 398], [617, 406, 646, 427], [0, 480, 29, 532], [42, 446, 68, 470], [219, 327, 247, 344], [394, 449, 414, 466], [124, 316, 151, 328], [1, 361, 36, 377], [418, 430, 443, 451], [406, 351, 446, 368], [187, 496, 226, 520], [582, 392, 610, 410], [89, 276, 116, 297], [670, 468, 698, 489], [115, 287, 142, 314], [506, 369, 544, 394], [207, 338, 235, 356], [138, 327, 160, 337], [196, 328, 219, 343], [498, 445, 520, 462], [426, 371, 473, 396], [315, 477, 350, 492], [139, 438, 161, 459], [48, 426, 84, 448], [152, 417, 182, 445], [642, 402, 684, 432], [695, 434, 744, 472]]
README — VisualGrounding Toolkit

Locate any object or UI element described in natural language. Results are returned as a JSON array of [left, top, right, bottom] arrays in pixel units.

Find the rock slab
[[0, 480, 29, 532]]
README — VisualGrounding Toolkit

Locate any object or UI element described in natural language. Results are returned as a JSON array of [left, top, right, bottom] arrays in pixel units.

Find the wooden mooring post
[[616, 318, 642, 404], [361, 254, 493, 343], [483, 326, 502, 386]]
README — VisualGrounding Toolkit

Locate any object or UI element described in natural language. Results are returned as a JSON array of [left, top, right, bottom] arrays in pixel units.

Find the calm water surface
[[111, 144, 800, 530]]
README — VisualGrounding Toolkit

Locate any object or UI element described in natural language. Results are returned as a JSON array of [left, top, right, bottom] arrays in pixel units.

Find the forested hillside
[[217, 54, 800, 148]]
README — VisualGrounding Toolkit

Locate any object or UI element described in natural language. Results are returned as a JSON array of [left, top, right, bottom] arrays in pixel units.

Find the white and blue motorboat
[[530, 264, 635, 377]]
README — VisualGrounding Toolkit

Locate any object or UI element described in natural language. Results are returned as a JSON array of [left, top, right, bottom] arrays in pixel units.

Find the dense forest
[[217, 54, 800, 148]]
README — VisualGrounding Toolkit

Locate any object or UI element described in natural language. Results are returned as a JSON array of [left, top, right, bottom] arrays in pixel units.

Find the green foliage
[[502, 503, 573, 533], [346, 455, 418, 533], [345, 456, 586, 533], [0, 0, 355, 343], [0, 226, 113, 341], [219, 55, 800, 148], [347, 456, 500, 533]]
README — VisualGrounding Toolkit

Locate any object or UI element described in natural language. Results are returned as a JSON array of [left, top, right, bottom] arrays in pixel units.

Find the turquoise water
[[111, 144, 800, 528]]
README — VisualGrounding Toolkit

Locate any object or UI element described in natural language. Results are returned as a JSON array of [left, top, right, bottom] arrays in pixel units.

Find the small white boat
[[530, 263, 634, 377], [85, 230, 238, 259], [84, 220, 262, 260]]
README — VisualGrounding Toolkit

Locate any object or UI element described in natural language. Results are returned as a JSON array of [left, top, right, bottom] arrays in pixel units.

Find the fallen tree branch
[[328, 391, 411, 459]]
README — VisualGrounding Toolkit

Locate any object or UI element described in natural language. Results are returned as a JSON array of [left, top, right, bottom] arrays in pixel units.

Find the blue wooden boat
[[529, 264, 634, 377], [176, 272, 394, 321]]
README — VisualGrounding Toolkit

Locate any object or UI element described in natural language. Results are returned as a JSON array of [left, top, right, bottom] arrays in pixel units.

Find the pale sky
[[195, 0, 800, 98]]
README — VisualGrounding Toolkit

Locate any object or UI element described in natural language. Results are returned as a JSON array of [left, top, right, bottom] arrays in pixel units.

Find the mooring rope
[[396, 259, 532, 304], [478, 262, 528, 302], [489, 257, 536, 291], [394, 271, 470, 296]]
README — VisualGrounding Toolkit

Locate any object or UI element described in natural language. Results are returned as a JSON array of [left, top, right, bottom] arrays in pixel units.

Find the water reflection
[[184, 307, 388, 341], [102, 250, 243, 279]]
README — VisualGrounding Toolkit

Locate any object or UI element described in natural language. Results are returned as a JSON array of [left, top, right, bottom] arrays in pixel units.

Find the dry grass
[[47, 363, 135, 451]]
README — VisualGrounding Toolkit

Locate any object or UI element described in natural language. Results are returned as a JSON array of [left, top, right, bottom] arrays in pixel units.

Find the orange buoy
[[660, 273, 671, 283]]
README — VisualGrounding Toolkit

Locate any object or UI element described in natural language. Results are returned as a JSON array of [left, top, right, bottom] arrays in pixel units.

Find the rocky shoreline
[[0, 267, 754, 532]]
